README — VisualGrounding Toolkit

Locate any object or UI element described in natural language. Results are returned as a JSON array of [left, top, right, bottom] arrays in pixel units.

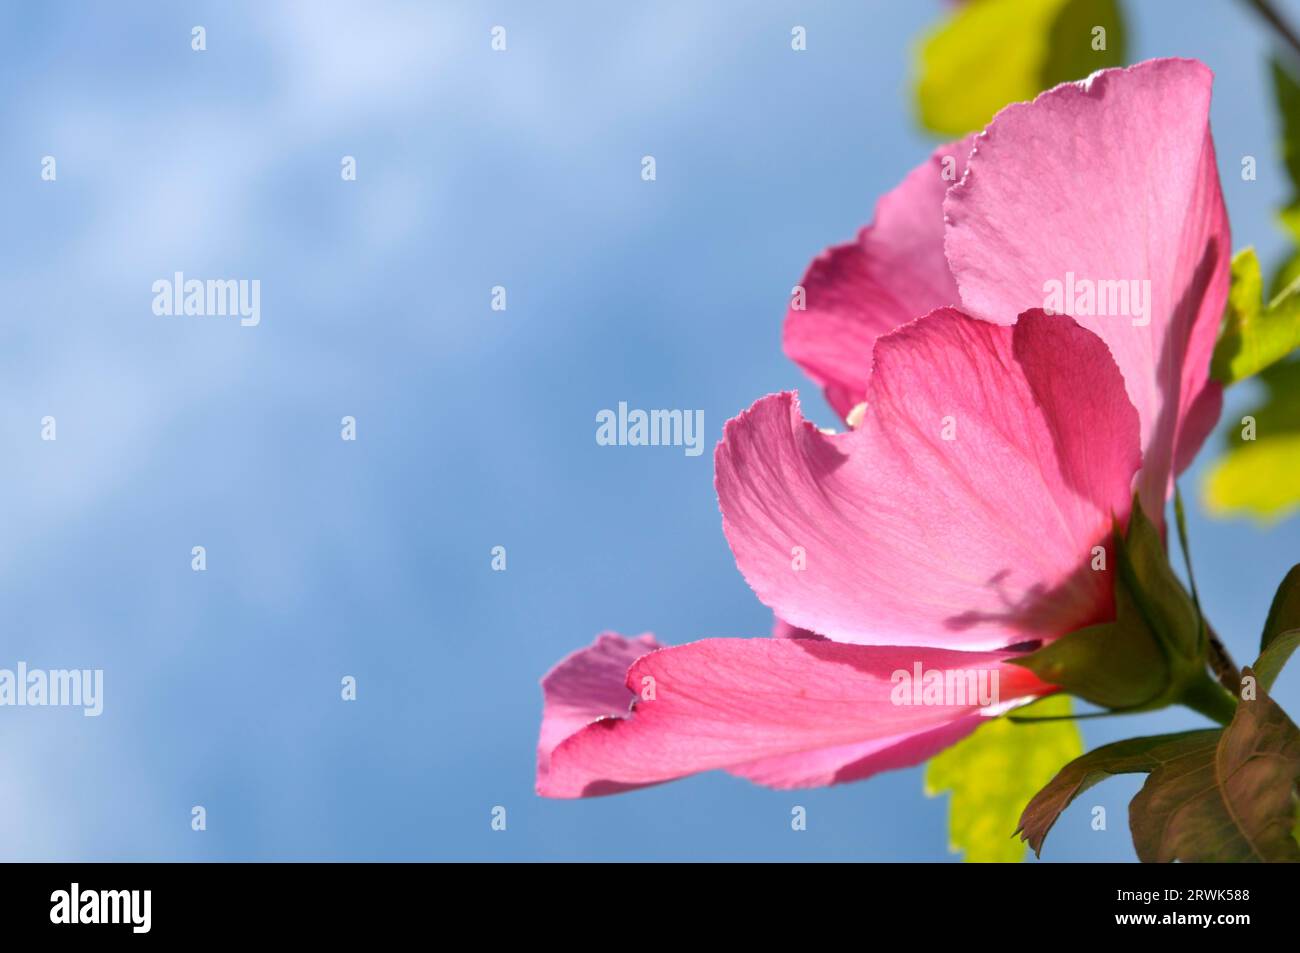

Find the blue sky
[[1, 0, 1297, 861]]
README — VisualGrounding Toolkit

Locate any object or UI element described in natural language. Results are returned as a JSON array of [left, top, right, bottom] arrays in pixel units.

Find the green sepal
[[1115, 497, 1201, 663], [1011, 497, 1202, 710]]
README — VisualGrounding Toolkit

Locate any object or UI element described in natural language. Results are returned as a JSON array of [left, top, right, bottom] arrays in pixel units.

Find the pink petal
[[540, 637, 1050, 797], [716, 308, 1141, 648], [1173, 380, 1223, 475], [537, 632, 660, 782], [771, 616, 822, 640], [784, 138, 974, 420], [726, 713, 984, 789], [944, 58, 1230, 511]]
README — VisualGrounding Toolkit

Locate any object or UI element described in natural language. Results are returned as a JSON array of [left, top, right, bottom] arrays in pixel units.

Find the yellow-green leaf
[[914, 0, 1125, 137], [1205, 434, 1300, 521], [1269, 241, 1300, 300], [925, 694, 1082, 862], [1211, 248, 1300, 385], [1204, 359, 1300, 523]]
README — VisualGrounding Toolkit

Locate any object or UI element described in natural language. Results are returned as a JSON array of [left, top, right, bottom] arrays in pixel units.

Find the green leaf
[[1256, 631, 1300, 695], [1211, 248, 1300, 385], [1261, 564, 1300, 654], [914, 0, 1125, 137], [1273, 57, 1300, 199], [925, 694, 1082, 862], [1204, 359, 1300, 523], [1020, 677, 1300, 861], [1206, 58, 1300, 520], [1129, 672, 1300, 862], [1016, 729, 1219, 856], [1253, 564, 1300, 692], [1269, 243, 1300, 300], [1039, 0, 1126, 87]]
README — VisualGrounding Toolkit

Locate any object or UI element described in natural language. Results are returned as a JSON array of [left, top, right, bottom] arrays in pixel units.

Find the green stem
[[1205, 624, 1243, 695], [1172, 485, 1240, 695], [1173, 486, 1203, 621], [1181, 673, 1239, 726], [1247, 0, 1300, 60]]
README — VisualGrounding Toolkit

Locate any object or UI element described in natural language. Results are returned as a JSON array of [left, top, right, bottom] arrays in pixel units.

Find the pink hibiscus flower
[[537, 58, 1229, 798]]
